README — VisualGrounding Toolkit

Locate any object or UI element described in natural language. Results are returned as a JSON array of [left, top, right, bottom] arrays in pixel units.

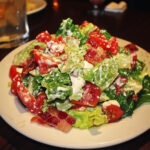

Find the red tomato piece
[[89, 30, 119, 55], [102, 104, 124, 123], [17, 83, 37, 111], [109, 37, 119, 55], [71, 82, 101, 107], [9, 65, 22, 96], [9, 65, 20, 80], [33, 50, 61, 74], [114, 76, 128, 95], [89, 30, 110, 51], [36, 30, 51, 43], [87, 38, 98, 48], [11, 74, 22, 96]]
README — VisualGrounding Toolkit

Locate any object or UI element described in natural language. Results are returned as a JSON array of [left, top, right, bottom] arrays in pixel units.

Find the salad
[[9, 18, 150, 132]]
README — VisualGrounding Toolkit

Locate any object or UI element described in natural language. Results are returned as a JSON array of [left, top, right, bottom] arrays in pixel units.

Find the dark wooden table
[[0, 0, 150, 149]]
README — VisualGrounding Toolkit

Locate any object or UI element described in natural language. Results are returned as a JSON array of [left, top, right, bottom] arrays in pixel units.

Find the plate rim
[[27, 0, 47, 15]]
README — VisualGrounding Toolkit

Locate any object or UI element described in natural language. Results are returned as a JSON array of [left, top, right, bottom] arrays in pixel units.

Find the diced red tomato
[[9, 65, 22, 96], [102, 104, 124, 123], [89, 30, 109, 50], [108, 37, 119, 55], [33, 50, 61, 74], [9, 65, 20, 80], [114, 76, 128, 95], [88, 30, 119, 55], [17, 83, 36, 109], [71, 82, 101, 107], [87, 38, 98, 49], [11, 74, 21, 96], [36, 30, 51, 43]]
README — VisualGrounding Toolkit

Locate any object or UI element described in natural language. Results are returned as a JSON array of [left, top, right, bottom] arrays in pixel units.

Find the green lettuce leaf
[[136, 75, 150, 108], [59, 44, 87, 73], [45, 84, 72, 101], [56, 18, 88, 45], [84, 58, 118, 91], [41, 69, 72, 101], [68, 107, 108, 129], [22, 75, 44, 97], [130, 60, 145, 82]]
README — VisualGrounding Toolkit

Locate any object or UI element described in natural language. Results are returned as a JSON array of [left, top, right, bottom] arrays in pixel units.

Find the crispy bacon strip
[[31, 106, 76, 132]]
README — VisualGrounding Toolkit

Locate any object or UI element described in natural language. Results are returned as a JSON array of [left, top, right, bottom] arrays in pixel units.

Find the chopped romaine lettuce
[[136, 75, 150, 108], [116, 91, 135, 118], [22, 75, 44, 97], [124, 77, 142, 94], [130, 60, 145, 82], [55, 99, 74, 111], [45, 84, 72, 101], [84, 58, 118, 91], [118, 68, 130, 78], [59, 44, 87, 73], [104, 84, 116, 100], [41, 69, 72, 101], [113, 53, 133, 69], [41, 69, 71, 88], [56, 18, 88, 45], [68, 107, 108, 129]]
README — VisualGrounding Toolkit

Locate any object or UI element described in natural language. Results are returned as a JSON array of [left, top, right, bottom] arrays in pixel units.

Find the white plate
[[27, 0, 47, 15], [0, 38, 150, 149]]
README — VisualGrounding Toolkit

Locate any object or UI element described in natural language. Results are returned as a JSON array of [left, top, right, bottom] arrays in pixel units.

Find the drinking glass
[[0, 0, 29, 49]]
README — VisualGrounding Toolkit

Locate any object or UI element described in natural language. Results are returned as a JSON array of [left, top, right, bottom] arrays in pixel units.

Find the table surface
[[0, 0, 150, 149]]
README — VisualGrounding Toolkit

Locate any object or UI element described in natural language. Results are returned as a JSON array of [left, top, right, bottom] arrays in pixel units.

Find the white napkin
[[104, 1, 127, 13]]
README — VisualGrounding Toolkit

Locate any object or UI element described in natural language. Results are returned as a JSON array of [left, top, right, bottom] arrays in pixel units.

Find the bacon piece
[[31, 106, 76, 132], [21, 57, 37, 78]]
